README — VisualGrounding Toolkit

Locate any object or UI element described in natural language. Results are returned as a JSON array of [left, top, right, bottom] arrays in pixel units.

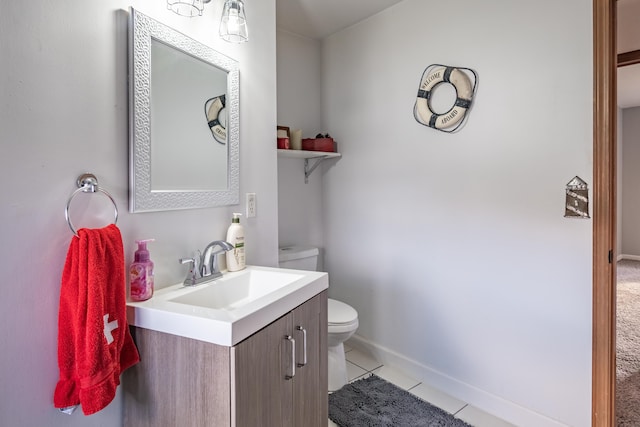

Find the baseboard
[[618, 254, 640, 261], [347, 334, 569, 427]]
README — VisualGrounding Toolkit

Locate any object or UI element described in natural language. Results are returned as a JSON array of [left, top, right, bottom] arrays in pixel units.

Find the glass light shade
[[219, 0, 248, 43], [167, 0, 204, 17]]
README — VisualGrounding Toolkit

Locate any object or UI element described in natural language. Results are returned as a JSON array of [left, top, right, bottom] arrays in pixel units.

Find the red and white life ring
[[414, 66, 474, 130]]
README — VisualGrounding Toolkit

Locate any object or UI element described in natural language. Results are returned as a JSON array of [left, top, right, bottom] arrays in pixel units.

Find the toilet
[[278, 245, 359, 392]]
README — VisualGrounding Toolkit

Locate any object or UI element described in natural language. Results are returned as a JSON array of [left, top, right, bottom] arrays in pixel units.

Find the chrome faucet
[[179, 240, 234, 286], [202, 240, 234, 277]]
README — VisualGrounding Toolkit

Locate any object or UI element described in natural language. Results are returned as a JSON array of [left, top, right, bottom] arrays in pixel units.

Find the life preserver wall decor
[[205, 94, 227, 144], [413, 64, 477, 133]]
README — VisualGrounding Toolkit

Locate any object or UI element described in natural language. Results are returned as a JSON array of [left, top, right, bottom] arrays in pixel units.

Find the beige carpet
[[616, 259, 640, 426]]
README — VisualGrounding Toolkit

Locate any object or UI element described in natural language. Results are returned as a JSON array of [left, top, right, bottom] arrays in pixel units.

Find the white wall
[[321, 1, 592, 426], [276, 30, 326, 255], [621, 107, 640, 257], [0, 0, 277, 425]]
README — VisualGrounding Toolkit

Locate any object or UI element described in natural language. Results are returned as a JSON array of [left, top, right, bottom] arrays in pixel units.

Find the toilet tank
[[278, 245, 319, 271]]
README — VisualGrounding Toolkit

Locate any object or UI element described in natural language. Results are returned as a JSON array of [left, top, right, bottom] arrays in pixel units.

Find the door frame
[[592, 0, 616, 426]]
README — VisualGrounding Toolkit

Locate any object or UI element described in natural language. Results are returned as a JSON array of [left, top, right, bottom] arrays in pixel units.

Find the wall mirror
[[129, 8, 239, 212]]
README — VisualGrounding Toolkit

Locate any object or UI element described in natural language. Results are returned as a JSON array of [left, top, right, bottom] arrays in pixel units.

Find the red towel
[[54, 224, 140, 415]]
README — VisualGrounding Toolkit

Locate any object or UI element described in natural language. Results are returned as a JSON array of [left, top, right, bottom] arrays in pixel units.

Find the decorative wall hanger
[[413, 64, 478, 133], [564, 176, 590, 219], [205, 94, 227, 144]]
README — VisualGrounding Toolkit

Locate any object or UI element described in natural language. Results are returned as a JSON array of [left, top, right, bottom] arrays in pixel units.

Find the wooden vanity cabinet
[[233, 290, 327, 426], [124, 290, 327, 427]]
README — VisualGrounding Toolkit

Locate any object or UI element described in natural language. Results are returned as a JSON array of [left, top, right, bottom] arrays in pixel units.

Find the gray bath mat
[[329, 374, 472, 427]]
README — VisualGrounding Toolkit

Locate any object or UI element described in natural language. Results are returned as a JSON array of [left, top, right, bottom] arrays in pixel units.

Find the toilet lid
[[278, 245, 319, 262], [328, 298, 358, 325]]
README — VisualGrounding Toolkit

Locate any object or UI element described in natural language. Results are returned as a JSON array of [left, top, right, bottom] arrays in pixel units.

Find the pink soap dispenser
[[130, 239, 155, 301]]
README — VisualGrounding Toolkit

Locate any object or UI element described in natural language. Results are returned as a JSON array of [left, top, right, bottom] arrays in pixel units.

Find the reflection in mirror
[[151, 40, 228, 191], [129, 8, 239, 212]]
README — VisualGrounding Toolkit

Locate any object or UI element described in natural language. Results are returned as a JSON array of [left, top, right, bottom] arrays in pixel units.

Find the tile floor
[[328, 343, 516, 427]]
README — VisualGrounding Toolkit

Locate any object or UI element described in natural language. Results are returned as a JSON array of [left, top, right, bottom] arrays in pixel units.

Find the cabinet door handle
[[284, 335, 296, 380], [296, 326, 307, 367]]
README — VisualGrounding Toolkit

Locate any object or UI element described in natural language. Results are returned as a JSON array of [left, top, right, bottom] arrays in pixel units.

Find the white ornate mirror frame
[[128, 7, 239, 212]]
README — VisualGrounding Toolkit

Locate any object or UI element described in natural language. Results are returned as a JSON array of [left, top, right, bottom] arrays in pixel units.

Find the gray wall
[[0, 0, 278, 425], [621, 107, 640, 256], [618, 107, 624, 257], [276, 30, 326, 252], [277, 1, 593, 424], [320, 1, 591, 426]]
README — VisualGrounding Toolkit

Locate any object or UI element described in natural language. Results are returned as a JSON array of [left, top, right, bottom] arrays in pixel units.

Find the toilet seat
[[328, 298, 358, 333], [328, 320, 359, 335]]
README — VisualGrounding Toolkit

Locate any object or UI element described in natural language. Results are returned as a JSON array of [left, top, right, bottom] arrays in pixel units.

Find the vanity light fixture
[[167, 0, 206, 17], [219, 0, 248, 43], [167, 0, 248, 43]]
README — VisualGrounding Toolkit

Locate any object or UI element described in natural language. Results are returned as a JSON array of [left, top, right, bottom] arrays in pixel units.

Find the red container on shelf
[[301, 137, 335, 152], [277, 137, 290, 149]]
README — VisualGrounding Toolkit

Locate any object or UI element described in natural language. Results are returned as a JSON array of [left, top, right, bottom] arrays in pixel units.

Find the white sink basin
[[169, 268, 305, 311], [126, 265, 328, 346]]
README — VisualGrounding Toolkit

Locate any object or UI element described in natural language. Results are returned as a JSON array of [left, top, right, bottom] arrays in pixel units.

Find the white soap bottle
[[226, 213, 245, 271]]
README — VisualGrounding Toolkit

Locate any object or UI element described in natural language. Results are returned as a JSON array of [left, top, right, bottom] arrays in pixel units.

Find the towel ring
[[65, 173, 118, 237]]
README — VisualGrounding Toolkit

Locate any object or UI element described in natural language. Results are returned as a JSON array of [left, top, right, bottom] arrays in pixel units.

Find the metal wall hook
[[76, 173, 99, 192]]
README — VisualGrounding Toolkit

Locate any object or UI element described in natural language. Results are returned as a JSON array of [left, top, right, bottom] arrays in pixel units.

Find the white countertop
[[126, 265, 328, 346]]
